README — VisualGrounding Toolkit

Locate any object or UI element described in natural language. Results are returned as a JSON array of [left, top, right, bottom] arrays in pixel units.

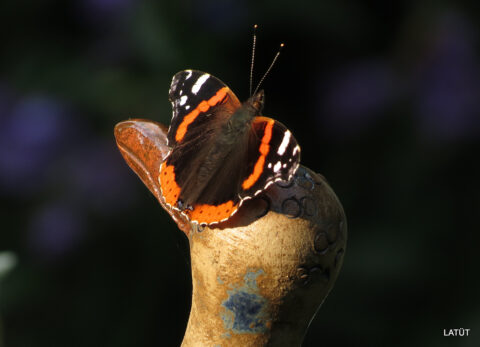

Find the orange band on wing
[[159, 162, 181, 206], [241, 119, 275, 190], [175, 87, 229, 142], [187, 200, 238, 225]]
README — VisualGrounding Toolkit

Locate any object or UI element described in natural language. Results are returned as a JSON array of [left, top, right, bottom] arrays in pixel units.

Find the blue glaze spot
[[221, 269, 269, 334]]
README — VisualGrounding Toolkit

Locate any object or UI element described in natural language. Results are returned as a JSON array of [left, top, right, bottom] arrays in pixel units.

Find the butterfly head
[[247, 89, 265, 114]]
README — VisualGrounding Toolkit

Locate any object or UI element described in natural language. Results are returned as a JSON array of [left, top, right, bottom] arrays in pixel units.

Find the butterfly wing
[[167, 70, 241, 147], [160, 70, 242, 213], [239, 116, 301, 200]]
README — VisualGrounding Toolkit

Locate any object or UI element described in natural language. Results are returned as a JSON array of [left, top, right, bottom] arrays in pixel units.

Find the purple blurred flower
[[28, 202, 86, 260], [413, 12, 480, 141], [0, 95, 73, 196], [320, 60, 397, 137]]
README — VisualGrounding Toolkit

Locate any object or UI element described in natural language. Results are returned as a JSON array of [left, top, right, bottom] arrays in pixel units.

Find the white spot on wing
[[293, 145, 300, 156], [185, 105, 190, 110], [192, 74, 210, 95], [185, 70, 193, 80], [273, 161, 282, 172], [277, 130, 291, 155], [268, 163, 272, 169], [179, 95, 188, 106]]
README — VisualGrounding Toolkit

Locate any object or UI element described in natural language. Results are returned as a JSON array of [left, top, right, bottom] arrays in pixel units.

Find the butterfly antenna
[[253, 43, 284, 95], [249, 24, 258, 96]]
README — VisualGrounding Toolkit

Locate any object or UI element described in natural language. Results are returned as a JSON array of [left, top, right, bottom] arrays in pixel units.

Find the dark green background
[[0, 0, 478, 346]]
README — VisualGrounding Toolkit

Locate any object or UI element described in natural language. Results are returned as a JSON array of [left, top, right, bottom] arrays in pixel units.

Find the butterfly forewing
[[239, 116, 301, 200], [167, 70, 241, 148]]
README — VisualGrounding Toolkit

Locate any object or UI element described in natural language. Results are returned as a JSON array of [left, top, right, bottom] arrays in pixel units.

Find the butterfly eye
[[258, 90, 265, 102]]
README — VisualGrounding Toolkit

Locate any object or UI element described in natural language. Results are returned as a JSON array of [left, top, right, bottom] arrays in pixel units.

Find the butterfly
[[159, 69, 301, 226]]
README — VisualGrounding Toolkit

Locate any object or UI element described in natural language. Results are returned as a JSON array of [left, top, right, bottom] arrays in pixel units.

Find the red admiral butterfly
[[159, 69, 301, 226]]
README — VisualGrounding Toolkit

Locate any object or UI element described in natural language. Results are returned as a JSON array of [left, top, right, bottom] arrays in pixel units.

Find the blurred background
[[0, 0, 479, 346]]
